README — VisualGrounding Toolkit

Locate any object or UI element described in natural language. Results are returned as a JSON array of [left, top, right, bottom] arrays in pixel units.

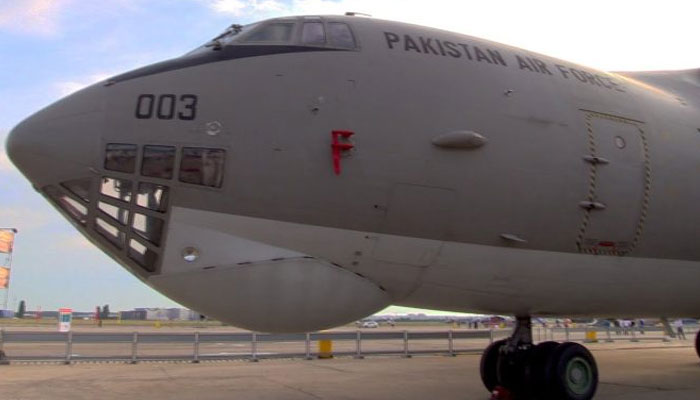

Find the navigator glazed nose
[[6, 85, 106, 187]]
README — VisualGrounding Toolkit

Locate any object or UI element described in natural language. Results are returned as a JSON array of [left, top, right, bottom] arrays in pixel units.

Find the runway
[[1, 342, 698, 399]]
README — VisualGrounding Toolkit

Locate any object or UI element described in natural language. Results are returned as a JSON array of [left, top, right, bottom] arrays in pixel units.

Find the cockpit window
[[132, 213, 164, 246], [179, 148, 226, 188], [301, 22, 325, 45], [128, 239, 158, 272], [61, 178, 92, 203], [243, 23, 295, 42], [328, 23, 356, 49], [141, 145, 175, 179], [136, 182, 169, 212], [45, 186, 88, 225], [105, 144, 137, 173], [101, 177, 133, 203]]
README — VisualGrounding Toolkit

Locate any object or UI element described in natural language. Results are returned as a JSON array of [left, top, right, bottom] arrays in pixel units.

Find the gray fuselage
[[7, 15, 700, 332]]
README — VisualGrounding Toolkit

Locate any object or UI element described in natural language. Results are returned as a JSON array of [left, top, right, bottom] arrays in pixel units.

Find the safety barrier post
[[0, 328, 6, 365], [354, 331, 363, 359], [251, 333, 258, 362], [403, 330, 411, 358], [448, 330, 455, 356], [631, 328, 639, 342], [193, 332, 200, 363], [565, 326, 570, 342], [64, 331, 73, 365], [489, 328, 494, 344], [606, 326, 613, 342], [305, 333, 312, 360], [131, 332, 138, 364]]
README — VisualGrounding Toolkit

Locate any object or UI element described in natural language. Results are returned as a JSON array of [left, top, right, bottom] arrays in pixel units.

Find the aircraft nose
[[6, 86, 105, 187]]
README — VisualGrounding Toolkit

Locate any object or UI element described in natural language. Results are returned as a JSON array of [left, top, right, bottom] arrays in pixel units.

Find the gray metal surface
[[5, 14, 700, 334]]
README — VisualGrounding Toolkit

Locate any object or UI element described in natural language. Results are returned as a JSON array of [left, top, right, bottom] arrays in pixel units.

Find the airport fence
[[538, 325, 698, 343], [0, 325, 695, 364]]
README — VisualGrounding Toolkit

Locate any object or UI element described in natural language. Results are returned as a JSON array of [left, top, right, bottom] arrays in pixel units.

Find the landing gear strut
[[480, 316, 598, 400]]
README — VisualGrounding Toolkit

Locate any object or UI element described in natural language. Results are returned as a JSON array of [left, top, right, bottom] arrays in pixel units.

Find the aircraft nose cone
[[5, 122, 27, 169], [6, 86, 105, 187], [5, 115, 49, 184]]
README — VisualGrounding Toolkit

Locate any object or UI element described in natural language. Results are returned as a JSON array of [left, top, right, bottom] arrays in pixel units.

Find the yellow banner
[[0, 267, 9, 289], [0, 230, 14, 254]]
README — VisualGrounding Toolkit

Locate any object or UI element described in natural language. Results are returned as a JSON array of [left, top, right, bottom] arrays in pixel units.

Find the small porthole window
[[182, 247, 200, 262]]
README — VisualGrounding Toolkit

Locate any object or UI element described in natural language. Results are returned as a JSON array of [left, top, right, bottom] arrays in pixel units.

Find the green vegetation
[[16, 300, 25, 319]]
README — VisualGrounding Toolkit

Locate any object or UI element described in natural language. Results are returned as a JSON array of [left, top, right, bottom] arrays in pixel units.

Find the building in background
[[119, 308, 201, 321]]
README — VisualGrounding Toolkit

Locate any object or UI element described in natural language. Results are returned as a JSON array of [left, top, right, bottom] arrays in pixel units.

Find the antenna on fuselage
[[345, 12, 372, 17]]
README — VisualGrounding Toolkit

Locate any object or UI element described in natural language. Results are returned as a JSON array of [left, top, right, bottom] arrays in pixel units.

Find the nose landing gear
[[481, 316, 598, 400]]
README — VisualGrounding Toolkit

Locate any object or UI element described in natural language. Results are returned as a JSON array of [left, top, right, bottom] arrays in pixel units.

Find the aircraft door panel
[[577, 112, 651, 255]]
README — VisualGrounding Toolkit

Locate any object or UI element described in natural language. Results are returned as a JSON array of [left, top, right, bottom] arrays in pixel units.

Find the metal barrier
[[0, 325, 694, 364], [0, 329, 507, 364], [542, 325, 699, 343]]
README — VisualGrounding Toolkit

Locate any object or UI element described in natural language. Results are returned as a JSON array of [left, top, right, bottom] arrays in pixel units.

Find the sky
[[1, 0, 699, 313]]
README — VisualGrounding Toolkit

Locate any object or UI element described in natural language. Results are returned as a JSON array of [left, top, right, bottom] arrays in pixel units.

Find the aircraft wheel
[[695, 330, 700, 359], [526, 341, 559, 397], [480, 339, 506, 392], [544, 342, 598, 400]]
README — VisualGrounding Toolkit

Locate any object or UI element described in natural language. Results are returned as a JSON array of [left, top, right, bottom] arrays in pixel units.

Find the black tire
[[526, 341, 559, 397], [480, 339, 506, 392], [544, 342, 598, 400], [496, 345, 534, 395], [695, 330, 700, 360]]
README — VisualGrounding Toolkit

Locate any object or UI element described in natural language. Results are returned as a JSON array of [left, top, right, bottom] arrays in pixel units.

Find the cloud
[[0, 206, 53, 231], [207, 0, 248, 15], [52, 233, 93, 251], [277, 0, 700, 71], [203, 0, 285, 16], [250, 0, 285, 12], [0, 148, 13, 173], [0, 0, 70, 36], [0, 130, 21, 174], [0, 131, 13, 173], [53, 72, 116, 97]]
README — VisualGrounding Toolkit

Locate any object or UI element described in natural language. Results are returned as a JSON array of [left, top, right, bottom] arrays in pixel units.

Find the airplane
[[5, 13, 700, 400]]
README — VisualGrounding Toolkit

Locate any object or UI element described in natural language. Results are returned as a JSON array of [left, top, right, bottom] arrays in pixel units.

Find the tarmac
[[1, 342, 698, 400]]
